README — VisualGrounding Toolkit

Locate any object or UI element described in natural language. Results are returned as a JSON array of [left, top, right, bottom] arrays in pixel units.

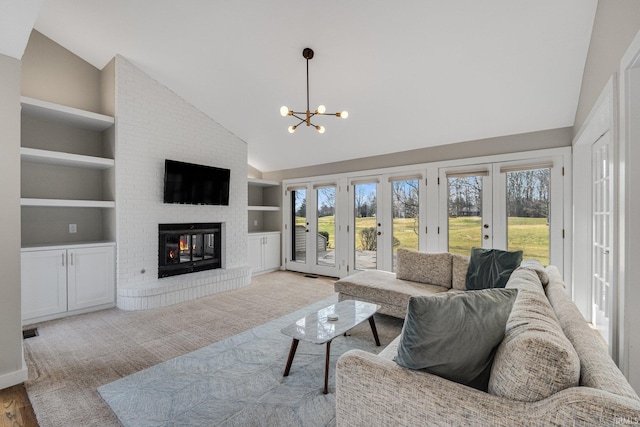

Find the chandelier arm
[[292, 117, 305, 127]]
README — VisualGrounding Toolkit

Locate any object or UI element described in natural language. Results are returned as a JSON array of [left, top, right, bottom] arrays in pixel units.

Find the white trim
[[572, 77, 615, 325], [617, 26, 640, 390], [0, 363, 28, 390]]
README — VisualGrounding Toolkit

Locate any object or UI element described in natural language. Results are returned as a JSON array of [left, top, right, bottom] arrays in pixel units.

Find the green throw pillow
[[465, 247, 523, 290], [395, 288, 518, 391]]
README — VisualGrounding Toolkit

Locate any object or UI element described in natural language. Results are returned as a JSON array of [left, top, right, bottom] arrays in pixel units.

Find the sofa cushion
[[395, 288, 518, 391], [335, 270, 449, 318], [451, 253, 470, 291], [488, 267, 580, 402], [396, 249, 452, 288], [465, 247, 523, 290]]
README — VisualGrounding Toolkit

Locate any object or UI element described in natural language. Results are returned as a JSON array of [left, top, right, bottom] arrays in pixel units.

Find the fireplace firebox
[[158, 223, 222, 278]]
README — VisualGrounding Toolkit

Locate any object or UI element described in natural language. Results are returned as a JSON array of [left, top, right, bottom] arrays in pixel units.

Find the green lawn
[[307, 216, 549, 264], [449, 216, 549, 264]]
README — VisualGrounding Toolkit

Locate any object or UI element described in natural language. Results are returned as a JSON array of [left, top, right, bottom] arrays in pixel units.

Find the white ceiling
[[29, 0, 597, 172]]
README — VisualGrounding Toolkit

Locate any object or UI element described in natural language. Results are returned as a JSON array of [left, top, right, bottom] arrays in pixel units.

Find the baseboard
[[0, 362, 28, 390]]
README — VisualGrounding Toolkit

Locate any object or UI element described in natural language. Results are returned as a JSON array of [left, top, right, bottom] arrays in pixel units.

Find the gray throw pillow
[[395, 288, 518, 391], [465, 247, 523, 290]]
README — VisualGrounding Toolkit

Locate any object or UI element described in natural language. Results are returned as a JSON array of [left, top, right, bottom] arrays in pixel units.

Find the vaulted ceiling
[[3, 1, 598, 172]]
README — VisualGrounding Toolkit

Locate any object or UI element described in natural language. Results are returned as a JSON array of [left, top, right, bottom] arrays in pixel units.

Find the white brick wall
[[114, 56, 250, 310]]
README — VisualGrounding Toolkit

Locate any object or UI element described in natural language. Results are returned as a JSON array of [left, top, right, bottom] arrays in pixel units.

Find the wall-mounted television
[[163, 159, 230, 206]]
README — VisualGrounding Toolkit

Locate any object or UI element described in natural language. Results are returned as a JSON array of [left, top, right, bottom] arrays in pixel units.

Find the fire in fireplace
[[158, 223, 222, 278]]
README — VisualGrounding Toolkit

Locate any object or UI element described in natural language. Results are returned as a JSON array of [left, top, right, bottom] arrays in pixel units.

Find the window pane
[[506, 168, 550, 264], [392, 179, 419, 270], [292, 189, 307, 263], [354, 183, 377, 270], [448, 176, 482, 256], [317, 187, 335, 267]]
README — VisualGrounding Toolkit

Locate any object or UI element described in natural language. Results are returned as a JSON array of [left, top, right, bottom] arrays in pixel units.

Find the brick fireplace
[[113, 56, 250, 311]]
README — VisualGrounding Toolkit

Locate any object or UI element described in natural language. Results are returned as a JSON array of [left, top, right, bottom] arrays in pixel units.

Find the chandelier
[[280, 48, 348, 134]]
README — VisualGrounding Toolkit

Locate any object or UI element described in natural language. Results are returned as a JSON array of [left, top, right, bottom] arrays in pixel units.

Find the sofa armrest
[[336, 350, 640, 427]]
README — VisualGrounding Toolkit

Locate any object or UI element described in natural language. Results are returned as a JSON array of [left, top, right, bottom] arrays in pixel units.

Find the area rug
[[98, 295, 403, 426]]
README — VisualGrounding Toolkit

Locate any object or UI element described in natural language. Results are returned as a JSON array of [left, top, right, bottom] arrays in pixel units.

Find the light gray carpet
[[23, 272, 341, 427], [98, 295, 403, 426]]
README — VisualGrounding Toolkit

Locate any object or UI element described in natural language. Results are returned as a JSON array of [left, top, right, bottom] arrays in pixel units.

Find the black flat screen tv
[[163, 159, 230, 206]]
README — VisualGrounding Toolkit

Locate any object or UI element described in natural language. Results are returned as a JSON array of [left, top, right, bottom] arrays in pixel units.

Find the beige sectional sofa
[[334, 252, 640, 426]]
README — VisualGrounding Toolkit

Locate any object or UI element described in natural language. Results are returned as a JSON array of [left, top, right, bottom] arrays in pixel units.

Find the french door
[[348, 174, 424, 273], [281, 150, 567, 279], [439, 158, 562, 270], [439, 165, 493, 255], [349, 179, 382, 271], [285, 183, 340, 277]]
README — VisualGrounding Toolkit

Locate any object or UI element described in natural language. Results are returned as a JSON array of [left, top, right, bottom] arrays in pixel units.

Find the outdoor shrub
[[359, 227, 377, 251]]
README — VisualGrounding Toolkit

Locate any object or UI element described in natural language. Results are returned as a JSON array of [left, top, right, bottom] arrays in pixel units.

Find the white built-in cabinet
[[248, 178, 281, 274], [21, 242, 115, 324], [20, 96, 116, 322], [249, 232, 281, 275]]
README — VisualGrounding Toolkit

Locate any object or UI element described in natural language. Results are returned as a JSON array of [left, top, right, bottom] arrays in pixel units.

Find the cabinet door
[[67, 246, 115, 311], [21, 249, 67, 321], [263, 234, 281, 271], [248, 235, 265, 273]]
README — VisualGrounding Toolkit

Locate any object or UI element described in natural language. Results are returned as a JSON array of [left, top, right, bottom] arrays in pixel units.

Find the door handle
[[62, 253, 65, 267]]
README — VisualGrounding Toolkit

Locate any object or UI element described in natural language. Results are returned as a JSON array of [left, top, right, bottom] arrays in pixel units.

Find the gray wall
[[264, 127, 572, 181], [0, 53, 25, 387], [574, 0, 640, 135], [21, 30, 102, 113], [20, 33, 114, 246]]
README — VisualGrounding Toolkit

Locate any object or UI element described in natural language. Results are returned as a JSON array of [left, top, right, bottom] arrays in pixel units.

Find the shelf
[[248, 205, 280, 212], [21, 198, 115, 208], [21, 147, 114, 169], [21, 96, 114, 131], [248, 178, 280, 188]]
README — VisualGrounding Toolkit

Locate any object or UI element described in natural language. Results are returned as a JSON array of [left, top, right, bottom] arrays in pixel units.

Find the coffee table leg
[[369, 316, 381, 346], [283, 338, 299, 377], [324, 340, 332, 394]]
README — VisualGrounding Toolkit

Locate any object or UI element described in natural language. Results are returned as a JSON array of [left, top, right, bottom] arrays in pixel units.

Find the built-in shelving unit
[[248, 178, 281, 233], [20, 96, 116, 246], [248, 178, 282, 273]]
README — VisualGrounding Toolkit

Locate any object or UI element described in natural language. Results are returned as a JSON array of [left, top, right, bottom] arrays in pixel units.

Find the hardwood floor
[[0, 384, 38, 427]]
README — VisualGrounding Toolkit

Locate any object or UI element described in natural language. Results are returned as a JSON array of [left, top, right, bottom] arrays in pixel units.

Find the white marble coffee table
[[280, 299, 381, 394]]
